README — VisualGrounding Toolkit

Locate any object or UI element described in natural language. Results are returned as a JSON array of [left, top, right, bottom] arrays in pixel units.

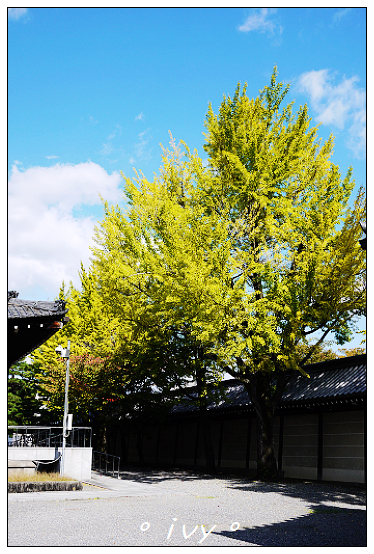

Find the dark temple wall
[[108, 407, 365, 484]]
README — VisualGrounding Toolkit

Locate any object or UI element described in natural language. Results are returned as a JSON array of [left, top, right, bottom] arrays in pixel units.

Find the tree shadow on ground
[[117, 467, 365, 508], [215, 505, 366, 546], [115, 467, 239, 482], [224, 478, 366, 507], [113, 468, 366, 546], [117, 467, 221, 484]]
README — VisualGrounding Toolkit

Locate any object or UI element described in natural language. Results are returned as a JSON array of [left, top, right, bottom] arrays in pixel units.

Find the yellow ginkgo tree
[[91, 68, 365, 479]]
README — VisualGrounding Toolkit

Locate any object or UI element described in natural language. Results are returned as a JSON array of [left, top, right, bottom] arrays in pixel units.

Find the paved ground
[[8, 469, 367, 546]]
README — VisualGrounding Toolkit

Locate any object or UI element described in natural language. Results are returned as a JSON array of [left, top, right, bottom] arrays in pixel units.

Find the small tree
[[32, 270, 129, 445], [8, 361, 43, 426], [33, 268, 195, 453]]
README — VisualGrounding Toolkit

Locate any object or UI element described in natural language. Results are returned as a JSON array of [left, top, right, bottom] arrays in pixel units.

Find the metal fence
[[92, 450, 120, 479], [8, 426, 92, 448]]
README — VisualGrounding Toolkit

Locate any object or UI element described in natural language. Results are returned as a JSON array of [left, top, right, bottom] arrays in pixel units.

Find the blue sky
[[8, 6, 366, 350]]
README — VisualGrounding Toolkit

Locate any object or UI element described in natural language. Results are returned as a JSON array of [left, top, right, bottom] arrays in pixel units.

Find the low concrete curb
[[8, 481, 83, 493]]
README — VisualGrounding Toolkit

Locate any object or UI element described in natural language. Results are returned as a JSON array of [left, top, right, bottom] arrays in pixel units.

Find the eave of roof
[[8, 297, 67, 320], [281, 358, 366, 404], [170, 355, 366, 416], [7, 292, 69, 367]]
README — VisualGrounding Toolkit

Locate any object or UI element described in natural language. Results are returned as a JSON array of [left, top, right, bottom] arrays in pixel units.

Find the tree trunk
[[196, 362, 216, 472], [198, 402, 216, 472], [245, 371, 283, 481], [253, 397, 279, 481], [93, 417, 107, 453], [135, 429, 144, 466]]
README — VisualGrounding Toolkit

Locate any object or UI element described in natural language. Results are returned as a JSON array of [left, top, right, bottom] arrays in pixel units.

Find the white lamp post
[[55, 340, 72, 476]]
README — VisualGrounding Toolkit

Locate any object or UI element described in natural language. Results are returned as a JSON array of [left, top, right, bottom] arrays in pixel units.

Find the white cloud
[[100, 124, 122, 157], [107, 124, 122, 141], [100, 142, 114, 156], [297, 69, 366, 157], [130, 129, 153, 164], [8, 161, 123, 300], [332, 8, 351, 24], [238, 8, 282, 35], [8, 8, 28, 20], [45, 155, 59, 160], [135, 112, 145, 121]]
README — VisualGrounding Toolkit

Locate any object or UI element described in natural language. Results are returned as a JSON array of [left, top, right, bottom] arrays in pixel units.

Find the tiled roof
[[7, 293, 68, 367], [171, 355, 366, 414], [280, 356, 366, 404], [8, 297, 67, 320]]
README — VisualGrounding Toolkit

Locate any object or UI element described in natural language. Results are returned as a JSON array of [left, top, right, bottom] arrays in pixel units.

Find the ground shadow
[[224, 478, 366, 507], [118, 466, 220, 483], [214, 505, 366, 546], [115, 466, 365, 509], [96, 467, 366, 547]]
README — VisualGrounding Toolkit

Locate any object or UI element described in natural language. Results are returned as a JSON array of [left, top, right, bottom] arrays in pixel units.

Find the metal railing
[[8, 426, 92, 448], [92, 451, 120, 479]]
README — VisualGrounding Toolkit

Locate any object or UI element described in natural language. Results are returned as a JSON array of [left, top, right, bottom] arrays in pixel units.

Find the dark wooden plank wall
[[114, 409, 365, 483]]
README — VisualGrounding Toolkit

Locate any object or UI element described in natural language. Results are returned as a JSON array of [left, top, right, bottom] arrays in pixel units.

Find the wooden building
[[108, 354, 366, 484], [7, 291, 68, 368]]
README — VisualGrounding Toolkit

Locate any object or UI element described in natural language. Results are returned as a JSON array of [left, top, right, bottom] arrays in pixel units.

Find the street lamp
[[55, 341, 73, 476]]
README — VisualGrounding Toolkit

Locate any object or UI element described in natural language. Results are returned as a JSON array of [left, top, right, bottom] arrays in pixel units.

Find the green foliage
[[33, 269, 121, 366], [199, 68, 365, 375], [92, 150, 228, 406], [338, 346, 366, 358], [8, 361, 43, 426], [31, 270, 130, 422], [92, 68, 365, 387], [32, 266, 198, 425], [295, 341, 339, 365]]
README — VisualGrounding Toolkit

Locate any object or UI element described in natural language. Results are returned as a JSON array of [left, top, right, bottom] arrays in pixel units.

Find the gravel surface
[[8, 469, 366, 547]]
